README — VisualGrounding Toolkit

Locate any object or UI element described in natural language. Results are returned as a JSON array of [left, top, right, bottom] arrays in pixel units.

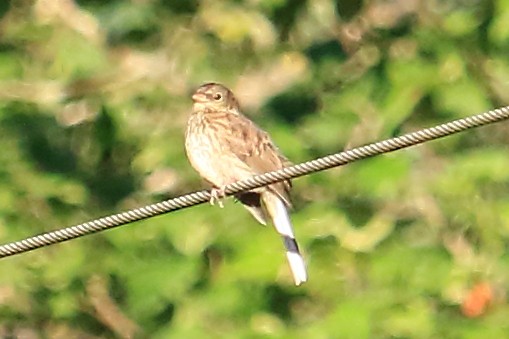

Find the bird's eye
[[213, 93, 222, 101]]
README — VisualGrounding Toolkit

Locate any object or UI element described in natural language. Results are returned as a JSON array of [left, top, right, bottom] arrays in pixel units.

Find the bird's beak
[[192, 93, 208, 103]]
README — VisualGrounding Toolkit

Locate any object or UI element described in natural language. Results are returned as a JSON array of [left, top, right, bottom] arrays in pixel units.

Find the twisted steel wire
[[0, 105, 508, 258]]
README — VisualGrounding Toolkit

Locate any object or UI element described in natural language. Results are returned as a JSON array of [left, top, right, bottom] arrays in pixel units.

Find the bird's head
[[191, 83, 240, 113]]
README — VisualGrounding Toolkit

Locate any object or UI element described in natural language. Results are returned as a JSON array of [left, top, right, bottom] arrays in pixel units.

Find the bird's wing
[[222, 113, 292, 207]]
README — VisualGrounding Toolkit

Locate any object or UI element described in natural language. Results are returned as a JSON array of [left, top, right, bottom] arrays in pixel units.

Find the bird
[[184, 82, 307, 286]]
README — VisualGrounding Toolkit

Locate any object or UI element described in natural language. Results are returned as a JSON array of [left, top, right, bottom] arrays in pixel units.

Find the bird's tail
[[262, 193, 307, 286]]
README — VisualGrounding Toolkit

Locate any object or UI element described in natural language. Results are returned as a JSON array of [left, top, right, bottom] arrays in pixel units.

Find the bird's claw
[[210, 187, 226, 208]]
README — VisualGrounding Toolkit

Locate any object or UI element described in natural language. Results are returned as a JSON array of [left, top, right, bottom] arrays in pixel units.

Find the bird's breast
[[185, 113, 231, 186]]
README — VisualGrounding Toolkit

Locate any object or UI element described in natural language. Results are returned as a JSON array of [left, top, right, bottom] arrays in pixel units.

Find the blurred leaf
[[0, 51, 23, 79], [488, 0, 509, 45], [98, 1, 158, 45], [433, 77, 490, 117], [443, 10, 482, 37], [349, 154, 411, 199], [381, 299, 434, 338], [321, 299, 371, 338], [48, 29, 107, 78]]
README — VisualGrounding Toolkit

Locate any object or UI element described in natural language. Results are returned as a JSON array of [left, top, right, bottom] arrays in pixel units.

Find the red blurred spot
[[461, 282, 493, 318]]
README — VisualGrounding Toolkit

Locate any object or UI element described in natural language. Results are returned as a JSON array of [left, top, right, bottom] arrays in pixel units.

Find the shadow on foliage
[[305, 39, 347, 65], [2, 103, 77, 173], [337, 196, 375, 228], [159, 0, 199, 14], [264, 284, 306, 321], [269, 0, 307, 41], [334, 0, 363, 20], [1, 102, 137, 207], [264, 85, 319, 125]]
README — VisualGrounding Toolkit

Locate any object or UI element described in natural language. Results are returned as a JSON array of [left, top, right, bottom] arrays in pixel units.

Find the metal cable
[[1, 105, 508, 258]]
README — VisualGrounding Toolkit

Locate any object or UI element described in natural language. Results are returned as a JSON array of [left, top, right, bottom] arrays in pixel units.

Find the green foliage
[[0, 0, 508, 337]]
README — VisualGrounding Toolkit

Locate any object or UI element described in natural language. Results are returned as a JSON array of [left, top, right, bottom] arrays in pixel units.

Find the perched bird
[[185, 82, 307, 286]]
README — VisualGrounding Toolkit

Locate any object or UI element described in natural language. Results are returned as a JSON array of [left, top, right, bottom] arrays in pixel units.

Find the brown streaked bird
[[185, 82, 307, 286]]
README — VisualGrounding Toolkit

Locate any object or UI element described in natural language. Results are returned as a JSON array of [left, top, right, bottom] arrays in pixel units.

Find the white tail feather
[[264, 194, 307, 285], [268, 197, 293, 237], [286, 251, 307, 286]]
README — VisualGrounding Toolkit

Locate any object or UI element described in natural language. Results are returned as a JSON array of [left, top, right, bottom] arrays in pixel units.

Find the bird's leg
[[210, 186, 226, 208]]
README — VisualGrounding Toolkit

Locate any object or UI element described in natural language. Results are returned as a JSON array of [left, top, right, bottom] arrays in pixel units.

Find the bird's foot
[[210, 187, 226, 208]]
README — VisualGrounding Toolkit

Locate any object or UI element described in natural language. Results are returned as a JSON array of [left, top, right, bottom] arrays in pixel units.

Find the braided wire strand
[[0, 106, 508, 258]]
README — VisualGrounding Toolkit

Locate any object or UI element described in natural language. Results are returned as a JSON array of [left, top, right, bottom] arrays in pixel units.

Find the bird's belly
[[185, 121, 256, 187], [185, 132, 228, 187]]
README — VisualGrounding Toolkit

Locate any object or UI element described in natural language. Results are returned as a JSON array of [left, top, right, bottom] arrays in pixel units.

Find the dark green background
[[0, 0, 508, 337]]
